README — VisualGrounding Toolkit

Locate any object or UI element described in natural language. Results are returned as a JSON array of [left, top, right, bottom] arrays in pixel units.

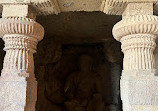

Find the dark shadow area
[[0, 39, 5, 76], [35, 41, 123, 111]]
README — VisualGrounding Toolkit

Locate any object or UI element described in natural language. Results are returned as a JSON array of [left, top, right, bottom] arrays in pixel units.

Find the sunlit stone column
[[0, 4, 44, 111], [112, 3, 158, 111]]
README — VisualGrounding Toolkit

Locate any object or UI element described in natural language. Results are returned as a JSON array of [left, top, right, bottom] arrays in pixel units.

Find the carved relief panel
[[34, 37, 122, 111]]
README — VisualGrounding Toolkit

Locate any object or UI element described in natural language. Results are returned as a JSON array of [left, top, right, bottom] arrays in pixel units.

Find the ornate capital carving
[[112, 3, 158, 70], [0, 17, 44, 41], [121, 34, 156, 70], [0, 17, 44, 76], [3, 34, 38, 53], [113, 15, 158, 41]]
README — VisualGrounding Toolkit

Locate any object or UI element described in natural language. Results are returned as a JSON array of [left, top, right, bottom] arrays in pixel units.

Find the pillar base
[[121, 70, 158, 111], [0, 80, 26, 107], [0, 106, 25, 111], [0, 77, 37, 111]]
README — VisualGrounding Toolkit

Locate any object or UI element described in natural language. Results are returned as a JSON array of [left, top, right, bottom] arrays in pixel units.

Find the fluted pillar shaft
[[113, 3, 158, 111], [0, 5, 44, 111], [121, 34, 156, 70]]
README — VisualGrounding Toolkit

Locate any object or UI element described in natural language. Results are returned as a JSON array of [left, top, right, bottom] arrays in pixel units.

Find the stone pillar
[[112, 3, 158, 111], [0, 4, 44, 111]]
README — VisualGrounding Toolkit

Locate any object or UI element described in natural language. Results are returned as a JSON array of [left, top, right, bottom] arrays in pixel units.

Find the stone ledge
[[101, 0, 158, 15], [0, 0, 30, 4], [0, 0, 60, 15]]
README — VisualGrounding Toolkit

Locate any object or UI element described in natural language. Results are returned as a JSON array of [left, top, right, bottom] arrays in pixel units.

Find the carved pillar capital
[[113, 15, 158, 41], [112, 3, 158, 70], [0, 17, 44, 39], [0, 16, 44, 77]]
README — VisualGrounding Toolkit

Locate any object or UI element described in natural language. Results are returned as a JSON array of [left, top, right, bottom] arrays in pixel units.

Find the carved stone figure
[[64, 54, 104, 111]]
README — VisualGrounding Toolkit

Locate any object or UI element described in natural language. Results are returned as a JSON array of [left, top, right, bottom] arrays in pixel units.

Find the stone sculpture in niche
[[35, 43, 112, 111], [64, 54, 104, 111]]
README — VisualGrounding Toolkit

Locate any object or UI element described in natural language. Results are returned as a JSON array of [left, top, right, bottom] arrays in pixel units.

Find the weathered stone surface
[[121, 74, 158, 111], [32, 0, 60, 15], [2, 5, 29, 17], [0, 81, 26, 107], [122, 3, 153, 17], [121, 76, 158, 105]]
